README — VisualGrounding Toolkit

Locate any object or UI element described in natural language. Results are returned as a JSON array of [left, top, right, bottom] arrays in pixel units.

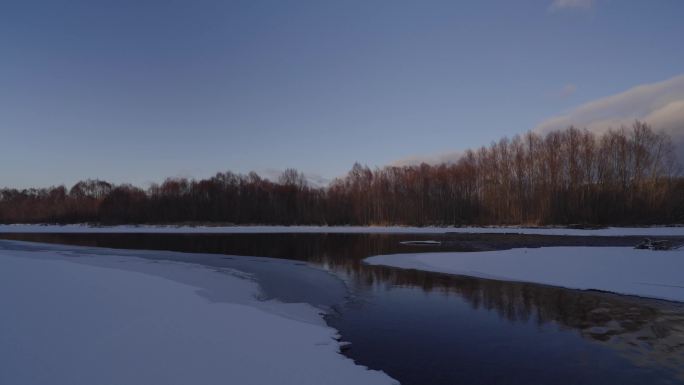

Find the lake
[[2, 232, 683, 385]]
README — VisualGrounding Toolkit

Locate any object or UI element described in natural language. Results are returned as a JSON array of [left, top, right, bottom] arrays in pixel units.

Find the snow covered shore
[[365, 247, 684, 302], [1, 223, 684, 236], [0, 241, 397, 385]]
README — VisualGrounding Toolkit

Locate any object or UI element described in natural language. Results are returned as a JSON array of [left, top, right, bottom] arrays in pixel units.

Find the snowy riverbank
[[1, 223, 684, 236], [0, 241, 397, 385], [365, 247, 684, 302]]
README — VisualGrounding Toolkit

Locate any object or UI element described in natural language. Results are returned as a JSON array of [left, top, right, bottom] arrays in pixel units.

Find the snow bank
[[0, 245, 397, 385], [1, 223, 684, 236], [365, 247, 684, 302]]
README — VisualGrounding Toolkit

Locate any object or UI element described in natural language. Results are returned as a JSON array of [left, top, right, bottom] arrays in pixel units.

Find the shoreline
[[2, 223, 684, 236], [364, 246, 684, 303], [0, 239, 397, 385]]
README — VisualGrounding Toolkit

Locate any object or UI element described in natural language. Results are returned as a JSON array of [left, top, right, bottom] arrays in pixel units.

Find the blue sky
[[1, 0, 683, 188]]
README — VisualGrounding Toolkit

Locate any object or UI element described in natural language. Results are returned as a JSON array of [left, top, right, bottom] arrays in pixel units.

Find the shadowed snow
[[0, 242, 397, 385], [365, 247, 684, 302], [2, 223, 684, 236]]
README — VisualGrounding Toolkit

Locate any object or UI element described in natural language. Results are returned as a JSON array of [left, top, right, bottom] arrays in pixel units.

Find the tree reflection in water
[[2, 231, 683, 381]]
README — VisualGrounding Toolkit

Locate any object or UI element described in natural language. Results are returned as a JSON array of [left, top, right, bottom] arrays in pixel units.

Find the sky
[[1, 0, 683, 188]]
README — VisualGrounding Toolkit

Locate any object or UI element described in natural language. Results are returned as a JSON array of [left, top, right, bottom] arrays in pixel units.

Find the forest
[[2, 121, 682, 226]]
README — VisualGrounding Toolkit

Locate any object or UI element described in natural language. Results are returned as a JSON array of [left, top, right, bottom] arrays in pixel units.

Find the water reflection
[[2, 232, 683, 384]]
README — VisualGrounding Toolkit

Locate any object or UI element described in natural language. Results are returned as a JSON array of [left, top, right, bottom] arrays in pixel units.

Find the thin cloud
[[558, 84, 577, 99], [392, 150, 464, 167], [549, 0, 594, 11], [534, 74, 684, 159], [392, 75, 684, 169]]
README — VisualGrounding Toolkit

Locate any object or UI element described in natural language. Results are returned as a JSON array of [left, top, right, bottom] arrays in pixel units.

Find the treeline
[[1, 121, 682, 225]]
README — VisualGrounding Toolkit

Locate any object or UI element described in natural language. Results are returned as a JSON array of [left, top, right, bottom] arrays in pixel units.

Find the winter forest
[[2, 121, 682, 226]]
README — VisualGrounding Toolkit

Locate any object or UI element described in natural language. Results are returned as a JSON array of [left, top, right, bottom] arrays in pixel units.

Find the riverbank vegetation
[[2, 122, 682, 225]]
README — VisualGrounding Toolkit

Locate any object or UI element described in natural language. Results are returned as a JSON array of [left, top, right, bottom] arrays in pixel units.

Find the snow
[[399, 240, 442, 245], [0, 243, 397, 385], [1, 223, 684, 236], [364, 247, 684, 302]]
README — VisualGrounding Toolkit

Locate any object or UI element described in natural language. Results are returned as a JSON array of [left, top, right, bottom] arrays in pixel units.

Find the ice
[[2, 223, 684, 236], [365, 246, 684, 302], [0, 243, 397, 385]]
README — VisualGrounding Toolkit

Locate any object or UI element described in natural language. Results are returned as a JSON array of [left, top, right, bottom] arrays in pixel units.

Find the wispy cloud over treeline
[[534, 74, 684, 159]]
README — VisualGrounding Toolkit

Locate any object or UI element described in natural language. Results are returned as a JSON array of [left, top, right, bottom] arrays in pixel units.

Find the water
[[2, 232, 683, 384]]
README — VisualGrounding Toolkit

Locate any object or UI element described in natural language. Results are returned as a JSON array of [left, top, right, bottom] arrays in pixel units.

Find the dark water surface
[[2, 232, 683, 385]]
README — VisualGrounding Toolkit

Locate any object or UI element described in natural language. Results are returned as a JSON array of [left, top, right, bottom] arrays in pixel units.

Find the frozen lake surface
[[2, 223, 684, 236], [1, 232, 683, 385], [0, 240, 396, 385], [365, 246, 684, 302]]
